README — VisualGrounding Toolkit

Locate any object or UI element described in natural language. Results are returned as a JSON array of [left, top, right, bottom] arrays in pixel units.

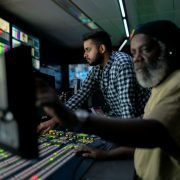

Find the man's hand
[[75, 145, 109, 160], [35, 78, 79, 130], [75, 145, 135, 160], [37, 117, 59, 133]]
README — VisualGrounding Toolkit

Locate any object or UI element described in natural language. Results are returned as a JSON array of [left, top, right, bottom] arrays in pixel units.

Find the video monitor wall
[[69, 64, 92, 88], [12, 25, 40, 70], [0, 18, 10, 54], [0, 16, 41, 70]]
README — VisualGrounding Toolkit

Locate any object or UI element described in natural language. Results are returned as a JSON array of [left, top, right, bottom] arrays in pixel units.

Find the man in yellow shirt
[[36, 20, 180, 180]]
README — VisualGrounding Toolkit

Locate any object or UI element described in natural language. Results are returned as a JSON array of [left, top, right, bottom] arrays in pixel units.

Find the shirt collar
[[102, 51, 114, 72]]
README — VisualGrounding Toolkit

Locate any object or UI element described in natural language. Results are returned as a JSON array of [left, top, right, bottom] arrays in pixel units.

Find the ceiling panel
[[73, 0, 125, 45], [0, 0, 180, 49], [0, 0, 91, 47]]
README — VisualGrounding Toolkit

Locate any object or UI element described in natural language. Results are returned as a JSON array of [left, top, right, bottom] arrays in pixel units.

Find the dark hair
[[82, 31, 112, 52]]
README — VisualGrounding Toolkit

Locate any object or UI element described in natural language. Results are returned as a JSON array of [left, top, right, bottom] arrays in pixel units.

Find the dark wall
[[0, 7, 86, 91], [40, 41, 84, 65], [0, 7, 85, 65]]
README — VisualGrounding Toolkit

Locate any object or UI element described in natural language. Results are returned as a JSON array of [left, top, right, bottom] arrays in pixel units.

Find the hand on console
[[75, 145, 109, 160], [35, 78, 79, 132]]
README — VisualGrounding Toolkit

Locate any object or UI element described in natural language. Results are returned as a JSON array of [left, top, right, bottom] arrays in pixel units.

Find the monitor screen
[[0, 18, 10, 33], [69, 64, 92, 88], [0, 45, 39, 159], [40, 65, 62, 90], [12, 38, 21, 48], [0, 17, 10, 43], [12, 25, 40, 70], [34, 71, 55, 89], [0, 42, 10, 54], [0, 18, 10, 54]]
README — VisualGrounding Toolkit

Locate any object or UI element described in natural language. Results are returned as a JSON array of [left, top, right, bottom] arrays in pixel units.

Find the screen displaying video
[[69, 64, 92, 88]]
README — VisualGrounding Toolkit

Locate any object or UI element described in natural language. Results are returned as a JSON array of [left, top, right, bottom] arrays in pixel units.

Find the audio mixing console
[[0, 130, 110, 180]]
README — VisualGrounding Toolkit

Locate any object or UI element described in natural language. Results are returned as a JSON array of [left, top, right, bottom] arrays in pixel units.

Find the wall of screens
[[0, 17, 40, 70], [0, 18, 10, 54], [12, 25, 40, 70]]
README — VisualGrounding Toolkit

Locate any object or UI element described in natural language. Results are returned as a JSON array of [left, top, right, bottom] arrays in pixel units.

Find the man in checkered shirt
[[65, 31, 150, 160], [38, 31, 150, 159], [39, 31, 150, 126], [66, 31, 150, 118]]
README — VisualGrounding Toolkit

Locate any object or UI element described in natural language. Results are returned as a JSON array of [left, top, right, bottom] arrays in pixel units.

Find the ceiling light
[[118, 0, 130, 38], [123, 19, 129, 37], [118, 39, 127, 51], [52, 0, 101, 30], [119, 0, 125, 18]]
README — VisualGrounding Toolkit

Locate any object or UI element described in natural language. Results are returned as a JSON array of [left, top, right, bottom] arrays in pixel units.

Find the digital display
[[12, 26, 20, 40], [12, 38, 21, 48], [32, 58, 40, 70], [0, 31, 10, 42], [69, 64, 91, 88], [12, 25, 40, 70], [40, 65, 62, 90], [0, 18, 10, 33], [0, 42, 10, 54], [20, 32, 28, 43], [29, 36, 40, 59], [0, 18, 10, 46]]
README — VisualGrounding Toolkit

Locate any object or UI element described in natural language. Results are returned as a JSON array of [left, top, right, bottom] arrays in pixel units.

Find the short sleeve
[[144, 71, 180, 148]]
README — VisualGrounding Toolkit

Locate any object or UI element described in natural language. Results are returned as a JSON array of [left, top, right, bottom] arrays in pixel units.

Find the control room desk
[[82, 159, 134, 180]]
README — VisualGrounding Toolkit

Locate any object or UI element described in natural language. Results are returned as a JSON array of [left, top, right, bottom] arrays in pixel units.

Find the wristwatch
[[74, 109, 89, 130]]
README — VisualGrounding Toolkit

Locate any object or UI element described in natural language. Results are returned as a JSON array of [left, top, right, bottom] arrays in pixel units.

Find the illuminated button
[[49, 157, 54, 161], [0, 149, 4, 153], [30, 175, 39, 180]]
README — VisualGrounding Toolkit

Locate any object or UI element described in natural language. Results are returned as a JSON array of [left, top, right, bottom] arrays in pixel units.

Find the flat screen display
[[12, 25, 40, 70], [69, 64, 92, 88], [0, 42, 10, 54]]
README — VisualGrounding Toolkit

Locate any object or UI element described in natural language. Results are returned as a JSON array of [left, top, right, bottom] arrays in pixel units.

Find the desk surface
[[82, 159, 134, 180]]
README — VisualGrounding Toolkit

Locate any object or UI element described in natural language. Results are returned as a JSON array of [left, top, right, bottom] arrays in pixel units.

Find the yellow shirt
[[134, 70, 180, 180]]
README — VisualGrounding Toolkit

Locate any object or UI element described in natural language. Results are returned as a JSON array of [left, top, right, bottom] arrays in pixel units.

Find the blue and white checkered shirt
[[66, 51, 150, 118]]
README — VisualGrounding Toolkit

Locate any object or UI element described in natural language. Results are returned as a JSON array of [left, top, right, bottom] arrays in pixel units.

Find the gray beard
[[135, 41, 170, 88], [135, 55, 169, 88]]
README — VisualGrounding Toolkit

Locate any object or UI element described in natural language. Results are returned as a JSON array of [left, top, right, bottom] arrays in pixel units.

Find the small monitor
[[0, 42, 10, 54], [0, 45, 39, 159], [12, 25, 41, 71], [34, 71, 55, 89], [69, 64, 92, 88]]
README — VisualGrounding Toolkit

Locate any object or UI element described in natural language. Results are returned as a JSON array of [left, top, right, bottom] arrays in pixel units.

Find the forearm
[[65, 81, 95, 110], [82, 115, 176, 151], [65, 93, 88, 110], [106, 147, 134, 160]]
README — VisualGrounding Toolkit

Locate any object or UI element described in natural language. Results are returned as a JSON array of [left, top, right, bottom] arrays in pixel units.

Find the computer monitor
[[0, 45, 39, 159], [0, 42, 10, 54], [12, 25, 41, 71], [34, 71, 55, 89], [69, 64, 92, 88], [0, 18, 10, 54]]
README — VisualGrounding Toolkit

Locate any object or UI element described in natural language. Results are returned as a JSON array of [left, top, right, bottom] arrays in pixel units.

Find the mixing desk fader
[[0, 130, 110, 180]]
